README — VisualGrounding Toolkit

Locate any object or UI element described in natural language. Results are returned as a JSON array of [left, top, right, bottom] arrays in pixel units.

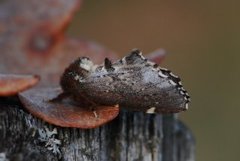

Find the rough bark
[[0, 99, 195, 161]]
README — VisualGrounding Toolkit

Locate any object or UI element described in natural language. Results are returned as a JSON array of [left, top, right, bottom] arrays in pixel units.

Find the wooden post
[[0, 102, 195, 161]]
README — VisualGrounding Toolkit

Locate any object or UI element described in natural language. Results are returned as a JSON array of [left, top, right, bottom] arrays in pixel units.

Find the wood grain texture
[[0, 102, 195, 161]]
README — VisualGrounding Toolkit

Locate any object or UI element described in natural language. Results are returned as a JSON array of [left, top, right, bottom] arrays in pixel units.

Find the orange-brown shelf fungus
[[19, 88, 120, 129], [0, 74, 40, 96]]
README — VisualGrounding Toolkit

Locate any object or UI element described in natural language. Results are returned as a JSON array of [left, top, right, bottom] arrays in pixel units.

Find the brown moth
[[60, 49, 190, 114]]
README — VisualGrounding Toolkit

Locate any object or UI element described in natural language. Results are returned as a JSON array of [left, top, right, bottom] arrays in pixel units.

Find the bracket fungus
[[0, 74, 40, 96], [19, 88, 119, 128]]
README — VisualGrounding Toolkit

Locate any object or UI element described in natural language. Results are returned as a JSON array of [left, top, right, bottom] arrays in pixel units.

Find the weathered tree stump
[[0, 99, 195, 161]]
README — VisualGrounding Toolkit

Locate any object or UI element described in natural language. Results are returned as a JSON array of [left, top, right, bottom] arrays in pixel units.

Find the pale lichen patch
[[38, 127, 62, 158], [0, 153, 8, 161]]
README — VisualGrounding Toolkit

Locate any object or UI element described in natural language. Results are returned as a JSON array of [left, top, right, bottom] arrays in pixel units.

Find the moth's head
[[60, 57, 93, 93]]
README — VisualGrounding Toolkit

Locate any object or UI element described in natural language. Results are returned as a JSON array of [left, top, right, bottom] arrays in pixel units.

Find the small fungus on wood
[[19, 88, 119, 128], [0, 74, 40, 96]]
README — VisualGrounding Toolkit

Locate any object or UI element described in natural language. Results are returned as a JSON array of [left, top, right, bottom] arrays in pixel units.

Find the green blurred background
[[68, 1, 240, 161]]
